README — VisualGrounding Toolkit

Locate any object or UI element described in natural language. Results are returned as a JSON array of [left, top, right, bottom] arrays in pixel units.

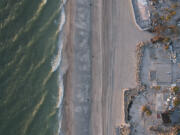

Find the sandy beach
[[61, 0, 92, 135], [61, 0, 152, 135]]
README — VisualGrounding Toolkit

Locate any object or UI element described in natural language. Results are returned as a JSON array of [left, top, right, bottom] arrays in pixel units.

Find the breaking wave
[[50, 0, 67, 134]]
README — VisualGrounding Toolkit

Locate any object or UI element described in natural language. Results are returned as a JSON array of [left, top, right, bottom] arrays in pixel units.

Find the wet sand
[[61, 0, 152, 135]]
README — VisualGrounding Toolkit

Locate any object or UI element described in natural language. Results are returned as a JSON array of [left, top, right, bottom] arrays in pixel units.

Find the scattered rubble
[[122, 0, 180, 134], [131, 0, 151, 30], [114, 125, 131, 135]]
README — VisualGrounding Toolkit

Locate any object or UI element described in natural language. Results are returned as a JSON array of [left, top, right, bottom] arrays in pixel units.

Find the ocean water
[[0, 0, 66, 134]]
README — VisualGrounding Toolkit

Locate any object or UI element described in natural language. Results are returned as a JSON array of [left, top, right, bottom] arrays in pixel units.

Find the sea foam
[[50, 0, 67, 134]]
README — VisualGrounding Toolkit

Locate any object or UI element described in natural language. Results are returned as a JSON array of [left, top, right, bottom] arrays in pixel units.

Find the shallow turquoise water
[[0, 0, 64, 134]]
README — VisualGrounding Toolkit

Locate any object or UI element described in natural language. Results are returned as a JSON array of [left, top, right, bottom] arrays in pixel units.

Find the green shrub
[[153, 86, 161, 90], [173, 98, 180, 107], [171, 86, 179, 93], [163, 44, 169, 50], [146, 110, 152, 116], [141, 105, 152, 116], [141, 105, 147, 112]]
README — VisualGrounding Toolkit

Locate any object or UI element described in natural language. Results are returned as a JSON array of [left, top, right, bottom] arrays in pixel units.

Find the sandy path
[[90, 0, 103, 134], [62, 0, 152, 135], [91, 0, 152, 135], [100, 0, 152, 134]]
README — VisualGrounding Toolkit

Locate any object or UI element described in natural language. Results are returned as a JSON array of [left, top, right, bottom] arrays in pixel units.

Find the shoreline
[[60, 0, 74, 134]]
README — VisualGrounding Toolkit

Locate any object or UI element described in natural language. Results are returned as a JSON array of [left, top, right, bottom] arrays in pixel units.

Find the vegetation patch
[[171, 86, 179, 94], [141, 105, 152, 116], [173, 98, 180, 107], [153, 86, 161, 90]]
